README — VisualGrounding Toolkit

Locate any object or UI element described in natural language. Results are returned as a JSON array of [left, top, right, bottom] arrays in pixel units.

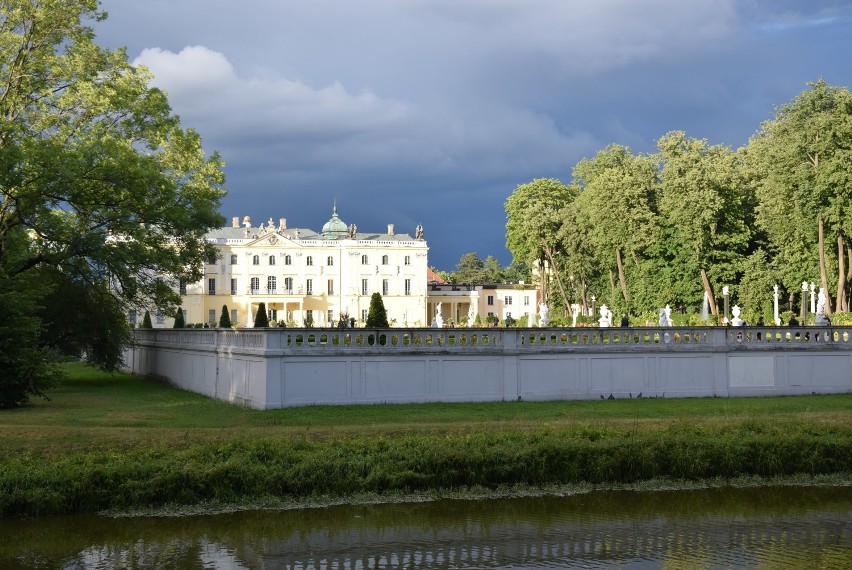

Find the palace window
[[284, 277, 293, 293], [505, 296, 513, 306], [267, 276, 277, 294], [269, 255, 276, 265], [383, 279, 389, 295], [252, 255, 260, 266], [404, 279, 411, 295], [361, 255, 368, 265], [327, 256, 334, 266], [230, 254, 238, 265], [361, 279, 368, 295], [179, 279, 187, 295], [230, 309, 238, 324], [361, 309, 368, 322], [230, 278, 237, 295], [382, 255, 388, 265], [129, 311, 137, 326], [524, 295, 530, 306], [208, 278, 216, 295], [487, 295, 494, 306], [404, 255, 411, 265], [328, 279, 334, 295], [285, 255, 292, 265], [306, 256, 313, 266], [208, 309, 216, 324], [306, 279, 313, 295], [207, 252, 217, 265], [327, 310, 334, 324], [250, 277, 260, 294], [156, 311, 165, 324]]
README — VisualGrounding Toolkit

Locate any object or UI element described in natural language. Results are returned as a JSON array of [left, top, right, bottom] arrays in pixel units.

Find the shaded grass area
[[1, 363, 850, 516]]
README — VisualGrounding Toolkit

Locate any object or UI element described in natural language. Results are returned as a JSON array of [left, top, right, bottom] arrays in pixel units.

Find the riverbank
[[1, 364, 850, 517]]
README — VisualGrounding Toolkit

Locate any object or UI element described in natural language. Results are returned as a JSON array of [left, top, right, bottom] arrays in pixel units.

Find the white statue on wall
[[730, 305, 744, 326], [538, 303, 550, 327], [434, 303, 443, 328], [658, 307, 669, 327], [571, 304, 579, 327], [468, 304, 475, 327], [599, 304, 611, 327], [815, 288, 830, 325]]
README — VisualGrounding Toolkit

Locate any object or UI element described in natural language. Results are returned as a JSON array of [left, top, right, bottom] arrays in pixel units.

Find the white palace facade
[[174, 208, 429, 327]]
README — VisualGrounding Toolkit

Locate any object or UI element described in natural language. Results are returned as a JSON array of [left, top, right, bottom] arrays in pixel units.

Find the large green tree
[[0, 0, 226, 404], [749, 80, 852, 314], [571, 146, 659, 312], [656, 131, 751, 314], [505, 178, 577, 309]]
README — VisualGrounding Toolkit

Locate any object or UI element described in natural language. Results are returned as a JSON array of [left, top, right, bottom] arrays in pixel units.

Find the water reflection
[[2, 486, 850, 569]]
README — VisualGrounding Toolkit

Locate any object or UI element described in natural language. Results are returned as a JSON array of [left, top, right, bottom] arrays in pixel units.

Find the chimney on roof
[[232, 216, 239, 228], [243, 216, 251, 228], [388, 224, 395, 236], [279, 218, 287, 230]]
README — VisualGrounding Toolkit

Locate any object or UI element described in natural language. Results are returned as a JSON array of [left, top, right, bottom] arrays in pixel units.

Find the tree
[[0, 269, 61, 408], [141, 310, 153, 329], [254, 303, 269, 328], [366, 292, 389, 327], [571, 147, 659, 312], [505, 179, 577, 308], [173, 307, 185, 328], [0, 0, 226, 403], [482, 255, 505, 283], [218, 305, 231, 328], [454, 252, 487, 284], [656, 131, 750, 315], [749, 80, 852, 314]]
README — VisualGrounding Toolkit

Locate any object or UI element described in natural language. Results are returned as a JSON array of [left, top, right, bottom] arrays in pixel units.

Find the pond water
[[3, 486, 850, 569]]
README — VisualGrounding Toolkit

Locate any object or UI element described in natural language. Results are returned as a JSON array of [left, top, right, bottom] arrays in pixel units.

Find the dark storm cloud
[[95, 0, 852, 269]]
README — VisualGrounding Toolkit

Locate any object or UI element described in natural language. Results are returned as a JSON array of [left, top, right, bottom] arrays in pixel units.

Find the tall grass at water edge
[[0, 364, 850, 516]]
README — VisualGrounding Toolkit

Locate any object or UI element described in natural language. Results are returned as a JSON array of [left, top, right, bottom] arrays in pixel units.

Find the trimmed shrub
[[173, 307, 185, 329], [141, 310, 153, 329], [254, 303, 269, 328], [218, 305, 231, 328], [366, 292, 389, 327]]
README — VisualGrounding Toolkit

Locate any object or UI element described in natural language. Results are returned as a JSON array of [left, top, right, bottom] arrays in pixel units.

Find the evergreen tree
[[366, 292, 390, 327], [254, 303, 269, 327], [141, 310, 153, 329], [218, 305, 231, 328], [173, 307, 185, 328]]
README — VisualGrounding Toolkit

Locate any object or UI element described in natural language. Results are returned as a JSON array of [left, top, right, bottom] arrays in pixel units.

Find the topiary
[[173, 307, 185, 328], [219, 304, 231, 328], [254, 302, 269, 327], [141, 310, 153, 329], [366, 292, 389, 327]]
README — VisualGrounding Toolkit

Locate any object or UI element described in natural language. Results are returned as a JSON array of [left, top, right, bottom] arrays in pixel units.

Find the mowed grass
[[1, 362, 850, 456]]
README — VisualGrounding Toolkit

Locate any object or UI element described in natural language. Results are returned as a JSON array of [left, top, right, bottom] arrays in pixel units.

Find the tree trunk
[[700, 268, 718, 315], [836, 231, 847, 312], [581, 280, 588, 314], [609, 269, 617, 298], [540, 239, 570, 316], [818, 218, 833, 314], [616, 248, 628, 301]]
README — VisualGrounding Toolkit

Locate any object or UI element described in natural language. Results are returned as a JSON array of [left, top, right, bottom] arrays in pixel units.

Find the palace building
[[172, 208, 429, 327]]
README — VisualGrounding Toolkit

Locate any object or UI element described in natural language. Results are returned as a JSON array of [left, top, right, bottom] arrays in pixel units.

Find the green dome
[[321, 206, 348, 238]]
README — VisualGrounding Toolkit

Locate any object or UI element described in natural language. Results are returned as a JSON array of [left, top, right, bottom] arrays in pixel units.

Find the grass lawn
[[2, 362, 850, 456], [2, 363, 850, 516]]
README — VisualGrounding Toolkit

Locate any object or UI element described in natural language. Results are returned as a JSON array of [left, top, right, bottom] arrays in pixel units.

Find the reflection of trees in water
[[2, 487, 850, 569]]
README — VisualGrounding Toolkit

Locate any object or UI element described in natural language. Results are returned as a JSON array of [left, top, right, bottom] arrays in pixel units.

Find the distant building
[[427, 282, 540, 326], [169, 208, 429, 327]]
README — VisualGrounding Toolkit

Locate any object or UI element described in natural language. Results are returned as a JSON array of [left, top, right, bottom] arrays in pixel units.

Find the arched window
[[230, 254, 238, 265], [252, 255, 259, 265], [285, 255, 292, 265], [269, 255, 276, 265], [327, 256, 334, 266], [382, 255, 388, 265], [306, 256, 313, 266], [361, 254, 368, 265], [267, 276, 276, 293], [404, 255, 411, 265]]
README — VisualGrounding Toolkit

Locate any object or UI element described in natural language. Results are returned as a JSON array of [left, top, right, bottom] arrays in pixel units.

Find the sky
[[94, 0, 852, 271]]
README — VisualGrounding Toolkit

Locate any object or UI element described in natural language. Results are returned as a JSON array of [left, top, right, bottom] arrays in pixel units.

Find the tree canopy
[[0, 0, 226, 405], [503, 80, 852, 322]]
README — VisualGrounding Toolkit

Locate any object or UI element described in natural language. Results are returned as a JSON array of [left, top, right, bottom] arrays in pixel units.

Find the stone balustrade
[[126, 326, 852, 409]]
